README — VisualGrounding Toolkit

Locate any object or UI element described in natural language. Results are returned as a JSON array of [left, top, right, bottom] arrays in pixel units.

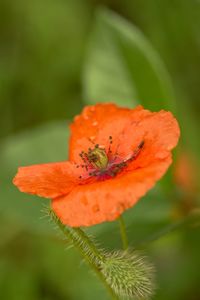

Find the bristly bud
[[44, 208, 155, 299], [101, 250, 156, 300]]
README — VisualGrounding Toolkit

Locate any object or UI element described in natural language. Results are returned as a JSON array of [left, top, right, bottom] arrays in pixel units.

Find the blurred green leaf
[[0, 231, 109, 300], [83, 8, 175, 111], [0, 0, 87, 138], [0, 121, 70, 234]]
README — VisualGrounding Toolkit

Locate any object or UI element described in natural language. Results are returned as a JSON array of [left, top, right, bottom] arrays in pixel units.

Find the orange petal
[[13, 161, 81, 198], [124, 110, 180, 170], [69, 103, 140, 163], [52, 155, 172, 227], [69, 104, 180, 166]]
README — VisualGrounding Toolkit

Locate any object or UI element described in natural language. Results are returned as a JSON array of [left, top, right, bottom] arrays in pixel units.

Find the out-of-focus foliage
[[0, 0, 87, 138], [0, 0, 199, 299], [0, 122, 69, 233], [83, 8, 175, 110]]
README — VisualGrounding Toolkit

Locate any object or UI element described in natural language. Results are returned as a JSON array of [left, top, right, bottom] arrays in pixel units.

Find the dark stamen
[[78, 137, 144, 181], [138, 140, 145, 149]]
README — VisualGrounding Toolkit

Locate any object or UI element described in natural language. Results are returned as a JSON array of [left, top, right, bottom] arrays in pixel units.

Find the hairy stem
[[118, 215, 128, 250], [49, 209, 119, 300]]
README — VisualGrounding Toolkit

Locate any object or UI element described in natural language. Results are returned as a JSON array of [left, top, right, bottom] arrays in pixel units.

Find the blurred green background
[[0, 0, 200, 299]]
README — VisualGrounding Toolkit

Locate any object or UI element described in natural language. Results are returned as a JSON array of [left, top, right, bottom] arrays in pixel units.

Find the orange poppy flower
[[174, 151, 198, 194], [13, 104, 180, 227]]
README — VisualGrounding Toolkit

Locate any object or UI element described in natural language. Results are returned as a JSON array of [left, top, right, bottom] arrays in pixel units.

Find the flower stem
[[118, 215, 128, 250], [49, 209, 119, 300]]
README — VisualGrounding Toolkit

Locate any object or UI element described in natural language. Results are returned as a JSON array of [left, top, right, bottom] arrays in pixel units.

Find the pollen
[[78, 143, 109, 173], [88, 146, 108, 169]]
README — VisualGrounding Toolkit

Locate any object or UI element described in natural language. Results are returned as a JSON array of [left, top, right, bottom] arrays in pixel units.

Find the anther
[[138, 140, 145, 149]]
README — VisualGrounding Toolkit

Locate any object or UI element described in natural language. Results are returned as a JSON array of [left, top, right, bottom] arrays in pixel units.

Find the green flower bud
[[101, 250, 156, 300]]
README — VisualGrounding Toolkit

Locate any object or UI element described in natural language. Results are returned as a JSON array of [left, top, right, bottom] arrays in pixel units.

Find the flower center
[[87, 146, 108, 169], [77, 137, 145, 181]]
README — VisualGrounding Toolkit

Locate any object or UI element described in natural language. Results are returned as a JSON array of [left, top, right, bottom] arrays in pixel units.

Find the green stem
[[118, 215, 128, 250], [74, 227, 105, 262], [49, 209, 119, 300]]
